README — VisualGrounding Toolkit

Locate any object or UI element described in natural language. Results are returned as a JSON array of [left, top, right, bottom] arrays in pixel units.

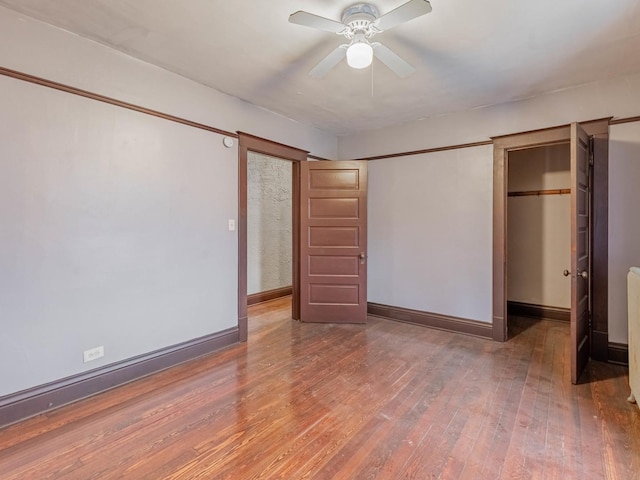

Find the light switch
[[228, 219, 236, 231]]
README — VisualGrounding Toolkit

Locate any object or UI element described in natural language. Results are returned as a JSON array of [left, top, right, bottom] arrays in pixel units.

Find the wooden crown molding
[[0, 66, 237, 138], [610, 116, 640, 125], [3, 64, 636, 161], [350, 117, 616, 162], [351, 140, 493, 161]]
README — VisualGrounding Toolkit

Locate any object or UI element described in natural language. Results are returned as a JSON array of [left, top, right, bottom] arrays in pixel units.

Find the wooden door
[[570, 123, 591, 384], [300, 161, 367, 323]]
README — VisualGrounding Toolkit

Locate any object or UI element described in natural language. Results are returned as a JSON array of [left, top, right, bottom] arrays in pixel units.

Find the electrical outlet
[[83, 346, 104, 363]]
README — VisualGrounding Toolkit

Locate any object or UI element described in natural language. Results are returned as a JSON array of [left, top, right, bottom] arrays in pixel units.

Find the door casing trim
[[237, 133, 308, 341]]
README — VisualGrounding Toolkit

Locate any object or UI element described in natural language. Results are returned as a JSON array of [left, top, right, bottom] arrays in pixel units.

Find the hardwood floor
[[0, 297, 638, 479]]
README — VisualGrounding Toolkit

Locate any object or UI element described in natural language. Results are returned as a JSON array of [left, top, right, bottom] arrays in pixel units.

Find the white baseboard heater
[[628, 267, 640, 407]]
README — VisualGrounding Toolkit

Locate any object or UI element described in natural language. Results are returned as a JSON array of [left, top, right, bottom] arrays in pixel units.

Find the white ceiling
[[2, 0, 640, 135]]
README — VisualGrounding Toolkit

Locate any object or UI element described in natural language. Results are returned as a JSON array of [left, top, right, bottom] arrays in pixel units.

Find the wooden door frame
[[492, 119, 610, 361], [237, 132, 308, 341]]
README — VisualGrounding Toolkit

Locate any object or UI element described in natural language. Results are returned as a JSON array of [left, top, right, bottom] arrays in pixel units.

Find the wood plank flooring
[[0, 297, 639, 479]]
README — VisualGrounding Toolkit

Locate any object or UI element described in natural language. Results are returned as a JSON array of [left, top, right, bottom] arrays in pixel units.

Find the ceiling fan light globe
[[346, 42, 373, 69]]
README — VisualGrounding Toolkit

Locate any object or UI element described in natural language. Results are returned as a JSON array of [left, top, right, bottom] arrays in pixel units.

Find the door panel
[[309, 284, 360, 304], [309, 226, 359, 246], [309, 256, 359, 276], [571, 123, 591, 384], [309, 198, 360, 217], [300, 161, 367, 323]]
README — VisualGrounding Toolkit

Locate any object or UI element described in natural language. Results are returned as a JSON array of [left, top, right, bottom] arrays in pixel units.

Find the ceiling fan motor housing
[[341, 3, 380, 37]]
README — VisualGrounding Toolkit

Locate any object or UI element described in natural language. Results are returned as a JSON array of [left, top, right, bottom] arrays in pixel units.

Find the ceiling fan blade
[[375, 0, 432, 31], [289, 11, 346, 34], [309, 45, 347, 78], [372, 43, 415, 78]]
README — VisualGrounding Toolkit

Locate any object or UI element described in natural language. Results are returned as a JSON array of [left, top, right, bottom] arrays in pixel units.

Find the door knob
[[359, 252, 366, 264], [563, 269, 588, 279]]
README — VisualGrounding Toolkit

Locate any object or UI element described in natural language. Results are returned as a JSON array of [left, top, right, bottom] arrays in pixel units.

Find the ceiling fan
[[288, 0, 432, 79]]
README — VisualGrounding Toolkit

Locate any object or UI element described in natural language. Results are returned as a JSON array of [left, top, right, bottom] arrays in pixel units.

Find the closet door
[[569, 122, 591, 384]]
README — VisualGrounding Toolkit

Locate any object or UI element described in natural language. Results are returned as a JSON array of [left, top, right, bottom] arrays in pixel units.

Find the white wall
[[507, 145, 571, 308], [368, 145, 494, 322], [247, 153, 292, 295], [609, 122, 640, 343], [341, 72, 640, 342], [0, 7, 336, 397]]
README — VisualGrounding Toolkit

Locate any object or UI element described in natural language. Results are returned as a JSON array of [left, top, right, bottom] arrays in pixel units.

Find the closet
[[507, 143, 571, 321]]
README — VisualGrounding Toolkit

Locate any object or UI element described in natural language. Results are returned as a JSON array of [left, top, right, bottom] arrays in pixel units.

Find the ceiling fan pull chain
[[371, 60, 374, 97]]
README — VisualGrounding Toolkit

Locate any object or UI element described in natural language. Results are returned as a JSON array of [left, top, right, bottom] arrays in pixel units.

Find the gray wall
[[367, 146, 494, 322], [247, 153, 292, 295], [609, 122, 640, 343], [0, 76, 238, 396]]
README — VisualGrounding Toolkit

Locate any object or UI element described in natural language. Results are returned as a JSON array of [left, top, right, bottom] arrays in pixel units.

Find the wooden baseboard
[[608, 342, 629, 366], [368, 303, 493, 339], [507, 301, 570, 322], [591, 330, 609, 362], [0, 327, 238, 429], [247, 286, 292, 306]]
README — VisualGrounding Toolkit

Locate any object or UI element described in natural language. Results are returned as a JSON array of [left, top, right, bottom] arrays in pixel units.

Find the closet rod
[[508, 188, 571, 197]]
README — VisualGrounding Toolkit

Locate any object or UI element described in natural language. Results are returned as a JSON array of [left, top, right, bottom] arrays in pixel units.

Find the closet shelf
[[508, 188, 571, 197]]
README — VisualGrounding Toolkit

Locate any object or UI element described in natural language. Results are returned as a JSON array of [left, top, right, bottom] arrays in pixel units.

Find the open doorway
[[506, 143, 572, 330], [238, 133, 369, 335], [237, 133, 307, 341], [247, 152, 294, 306]]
